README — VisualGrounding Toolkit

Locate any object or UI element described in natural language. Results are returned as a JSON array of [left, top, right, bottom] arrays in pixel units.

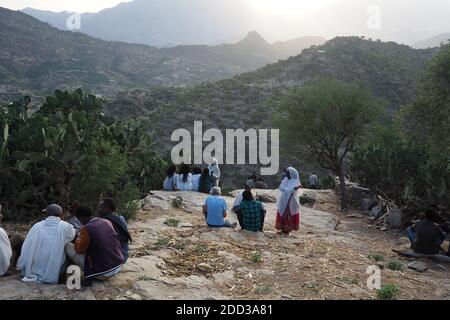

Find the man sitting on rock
[[203, 187, 237, 228], [238, 191, 266, 232], [66, 206, 124, 282], [407, 209, 447, 255], [17, 204, 75, 284], [98, 199, 132, 263]]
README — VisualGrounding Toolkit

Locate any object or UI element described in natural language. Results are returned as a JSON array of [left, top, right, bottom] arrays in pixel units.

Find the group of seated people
[[245, 172, 269, 190], [202, 185, 266, 232], [407, 209, 450, 256], [0, 199, 131, 284], [163, 159, 220, 193]]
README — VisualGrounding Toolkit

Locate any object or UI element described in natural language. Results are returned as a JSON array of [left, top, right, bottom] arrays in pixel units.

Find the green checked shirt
[[239, 200, 264, 232]]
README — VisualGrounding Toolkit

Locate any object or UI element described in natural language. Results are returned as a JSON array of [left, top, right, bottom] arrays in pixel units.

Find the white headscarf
[[208, 158, 221, 179], [277, 167, 301, 216]]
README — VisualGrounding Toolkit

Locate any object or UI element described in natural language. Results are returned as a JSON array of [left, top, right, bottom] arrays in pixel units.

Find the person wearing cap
[[203, 187, 237, 228], [17, 204, 76, 284]]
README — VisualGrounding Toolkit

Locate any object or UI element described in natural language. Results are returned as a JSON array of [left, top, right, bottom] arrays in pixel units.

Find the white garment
[[191, 174, 201, 192], [233, 191, 244, 209], [17, 216, 75, 284], [163, 174, 178, 191], [277, 167, 301, 216], [0, 227, 12, 276], [208, 158, 221, 186], [176, 173, 193, 191]]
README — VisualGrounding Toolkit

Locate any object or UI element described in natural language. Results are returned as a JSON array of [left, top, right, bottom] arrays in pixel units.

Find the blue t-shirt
[[205, 196, 227, 227]]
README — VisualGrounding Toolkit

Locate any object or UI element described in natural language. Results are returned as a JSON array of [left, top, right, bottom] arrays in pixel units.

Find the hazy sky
[[0, 0, 133, 12], [1, 0, 449, 44], [0, 0, 340, 13]]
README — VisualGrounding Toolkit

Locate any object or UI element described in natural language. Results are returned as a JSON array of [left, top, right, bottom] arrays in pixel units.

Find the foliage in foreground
[[0, 89, 167, 220]]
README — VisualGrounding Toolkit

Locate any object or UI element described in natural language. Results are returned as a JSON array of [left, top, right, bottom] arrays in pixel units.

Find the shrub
[[164, 218, 180, 227], [386, 260, 404, 271], [377, 285, 400, 300], [368, 253, 385, 262], [250, 251, 262, 263], [171, 196, 183, 208]]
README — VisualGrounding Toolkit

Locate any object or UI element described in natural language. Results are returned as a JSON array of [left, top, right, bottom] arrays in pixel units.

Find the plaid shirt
[[239, 200, 264, 232]]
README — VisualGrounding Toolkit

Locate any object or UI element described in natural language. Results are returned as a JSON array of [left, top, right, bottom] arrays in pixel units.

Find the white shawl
[[0, 227, 12, 276], [17, 216, 75, 284], [208, 158, 221, 179], [277, 167, 301, 216]]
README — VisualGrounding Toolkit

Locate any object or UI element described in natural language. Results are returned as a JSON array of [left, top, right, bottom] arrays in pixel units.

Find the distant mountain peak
[[240, 31, 268, 44]]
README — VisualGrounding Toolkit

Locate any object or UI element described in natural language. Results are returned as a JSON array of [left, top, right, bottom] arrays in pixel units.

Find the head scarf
[[277, 167, 301, 216], [208, 158, 221, 179]]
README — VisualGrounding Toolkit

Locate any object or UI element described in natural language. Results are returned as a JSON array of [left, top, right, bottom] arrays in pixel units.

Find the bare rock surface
[[1, 189, 450, 300]]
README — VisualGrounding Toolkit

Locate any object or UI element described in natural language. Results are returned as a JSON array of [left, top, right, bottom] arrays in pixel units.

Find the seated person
[[17, 204, 75, 284], [232, 185, 252, 214], [67, 200, 82, 234], [203, 187, 237, 228], [199, 168, 214, 194], [238, 191, 266, 232], [254, 179, 268, 189], [66, 206, 124, 281], [98, 199, 132, 263], [0, 218, 12, 276], [191, 167, 202, 192], [163, 165, 178, 191], [407, 210, 447, 255]]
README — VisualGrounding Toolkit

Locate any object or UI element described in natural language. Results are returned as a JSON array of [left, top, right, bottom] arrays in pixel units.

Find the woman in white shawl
[[208, 158, 221, 187], [275, 167, 301, 234]]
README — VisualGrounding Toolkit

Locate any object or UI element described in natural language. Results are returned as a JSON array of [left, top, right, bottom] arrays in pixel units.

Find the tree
[[275, 79, 383, 210], [398, 43, 450, 210]]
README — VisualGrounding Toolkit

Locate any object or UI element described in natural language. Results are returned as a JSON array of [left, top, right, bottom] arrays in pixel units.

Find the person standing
[[208, 158, 221, 187], [275, 167, 301, 235]]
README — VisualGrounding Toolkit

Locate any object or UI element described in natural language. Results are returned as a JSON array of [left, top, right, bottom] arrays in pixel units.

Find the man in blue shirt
[[203, 187, 237, 228]]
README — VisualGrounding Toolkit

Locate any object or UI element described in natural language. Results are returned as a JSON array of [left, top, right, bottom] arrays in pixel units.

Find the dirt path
[[1, 189, 449, 300]]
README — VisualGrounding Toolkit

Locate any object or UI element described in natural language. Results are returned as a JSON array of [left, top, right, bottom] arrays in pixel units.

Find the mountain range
[[21, 0, 450, 47], [105, 37, 436, 185], [0, 5, 440, 186], [413, 33, 450, 49], [0, 7, 325, 105]]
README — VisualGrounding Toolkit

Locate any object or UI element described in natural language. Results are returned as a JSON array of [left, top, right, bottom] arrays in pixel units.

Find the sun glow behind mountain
[[248, 0, 342, 16]]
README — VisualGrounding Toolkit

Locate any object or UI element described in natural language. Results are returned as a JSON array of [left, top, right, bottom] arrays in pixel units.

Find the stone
[[387, 207, 403, 228], [256, 194, 277, 203], [407, 261, 428, 273]]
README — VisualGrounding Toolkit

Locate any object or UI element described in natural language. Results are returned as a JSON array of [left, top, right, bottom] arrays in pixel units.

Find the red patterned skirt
[[275, 206, 300, 233]]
